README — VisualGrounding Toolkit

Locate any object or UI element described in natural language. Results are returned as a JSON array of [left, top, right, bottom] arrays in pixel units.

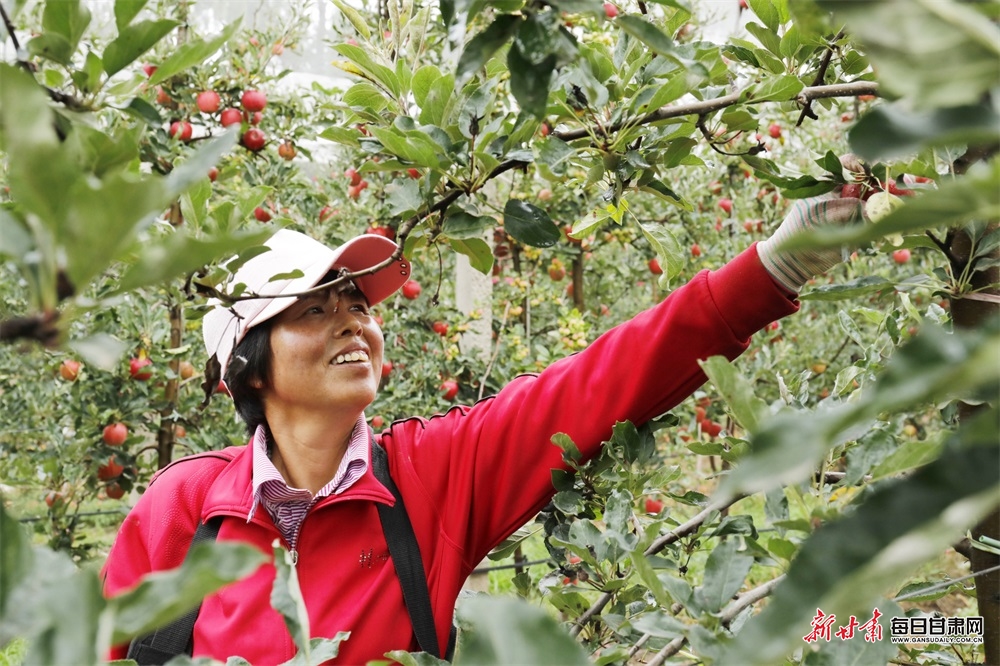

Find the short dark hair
[[225, 318, 273, 437]]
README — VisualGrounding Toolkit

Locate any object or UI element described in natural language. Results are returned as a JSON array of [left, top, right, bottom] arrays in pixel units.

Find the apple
[[440, 379, 459, 401], [254, 206, 272, 222], [347, 184, 363, 200], [892, 249, 911, 264], [241, 128, 266, 151], [739, 0, 748, 8], [97, 456, 124, 481], [155, 86, 171, 105], [648, 258, 663, 275], [241, 89, 267, 112], [858, 94, 876, 102], [695, 406, 707, 421], [278, 141, 296, 160], [129, 357, 153, 380], [169, 121, 193, 141], [540, 122, 551, 137], [690, 244, 702, 257], [700, 419, 722, 438], [174, 424, 187, 438], [707, 180, 723, 195], [105, 481, 126, 500], [366, 224, 395, 239], [381, 360, 393, 378], [272, 41, 285, 55], [220, 108, 243, 127], [811, 362, 827, 374], [402, 280, 422, 300], [207, 167, 219, 182], [142, 63, 158, 77], [841, 183, 863, 199], [103, 422, 128, 446], [59, 359, 81, 381], [538, 188, 553, 201], [196, 90, 220, 113], [371, 415, 385, 429], [319, 206, 334, 222], [548, 261, 566, 282], [432, 321, 449, 336], [768, 123, 782, 139], [644, 497, 664, 514], [887, 181, 914, 197], [249, 111, 263, 125], [45, 490, 65, 508], [718, 198, 733, 214], [345, 168, 363, 187], [603, 2, 618, 18], [407, 168, 421, 179]]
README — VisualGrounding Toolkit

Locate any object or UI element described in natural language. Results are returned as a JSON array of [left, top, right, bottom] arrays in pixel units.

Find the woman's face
[[261, 283, 384, 420]]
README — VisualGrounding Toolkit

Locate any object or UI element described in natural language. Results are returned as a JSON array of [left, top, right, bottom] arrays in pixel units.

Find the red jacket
[[102, 245, 797, 664]]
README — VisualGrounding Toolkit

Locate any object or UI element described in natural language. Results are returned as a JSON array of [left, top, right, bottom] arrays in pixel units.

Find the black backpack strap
[[371, 440, 448, 659], [126, 517, 222, 665]]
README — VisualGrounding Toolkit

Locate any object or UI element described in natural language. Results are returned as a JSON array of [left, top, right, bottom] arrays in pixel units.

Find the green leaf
[[103, 18, 180, 77], [456, 596, 590, 665], [115, 228, 271, 294], [449, 237, 494, 275], [694, 539, 754, 613], [330, 0, 372, 39], [385, 179, 422, 218], [71, 50, 104, 94], [411, 65, 442, 107], [818, 0, 1000, 109], [508, 46, 554, 120], [849, 102, 1000, 162], [67, 333, 129, 371], [418, 72, 455, 126], [744, 22, 781, 58], [780, 160, 1000, 250], [370, 127, 446, 169], [28, 0, 91, 65], [744, 75, 804, 103], [722, 408, 1000, 665], [799, 276, 894, 302], [149, 19, 240, 86], [443, 211, 494, 240], [747, 0, 784, 31], [332, 44, 401, 97], [283, 635, 351, 666], [115, 0, 147, 30], [108, 540, 266, 645], [536, 136, 574, 178], [503, 199, 561, 248], [0, 503, 32, 622], [272, 543, 311, 654], [637, 220, 683, 286], [343, 81, 390, 114], [456, 15, 519, 82], [617, 15, 676, 57], [631, 550, 673, 610], [700, 356, 769, 433], [869, 435, 944, 481], [718, 324, 1000, 501]]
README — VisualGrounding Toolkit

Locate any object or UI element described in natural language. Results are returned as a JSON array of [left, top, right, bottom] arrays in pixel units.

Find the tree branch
[[796, 29, 847, 127], [720, 574, 786, 627], [647, 636, 687, 666]]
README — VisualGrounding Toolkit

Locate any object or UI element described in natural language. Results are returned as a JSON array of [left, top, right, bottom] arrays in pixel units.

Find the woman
[[102, 193, 863, 664]]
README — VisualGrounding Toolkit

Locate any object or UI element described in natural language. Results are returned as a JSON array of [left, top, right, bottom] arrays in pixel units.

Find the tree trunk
[[156, 303, 184, 469], [949, 223, 999, 665]]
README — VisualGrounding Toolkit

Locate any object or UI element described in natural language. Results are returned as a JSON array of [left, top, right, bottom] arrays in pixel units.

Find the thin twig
[[720, 574, 786, 627], [796, 29, 846, 127], [0, 0, 22, 52], [647, 636, 687, 666]]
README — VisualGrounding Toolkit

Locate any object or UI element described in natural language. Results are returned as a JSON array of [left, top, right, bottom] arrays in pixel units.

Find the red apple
[[540, 122, 551, 137], [179, 361, 196, 379], [155, 86, 171, 105], [254, 206, 272, 222], [278, 141, 296, 160], [892, 249, 911, 264], [548, 261, 566, 281], [105, 481, 126, 500], [345, 167, 363, 187], [402, 280, 422, 300], [648, 258, 663, 275], [59, 359, 81, 381], [718, 198, 733, 214], [603, 2, 618, 18], [407, 168, 421, 179], [432, 321, 449, 336], [440, 379, 459, 401], [196, 90, 220, 113], [381, 360, 393, 378], [691, 244, 702, 257], [347, 184, 363, 200], [207, 167, 219, 182], [102, 422, 128, 446], [220, 108, 243, 127], [739, 0, 748, 8], [241, 128, 266, 152], [700, 419, 722, 438], [538, 188, 553, 201], [644, 497, 664, 514], [319, 206, 335, 222], [249, 111, 263, 125], [142, 63, 158, 77], [129, 357, 152, 380], [241, 89, 267, 112], [97, 457, 124, 481], [45, 490, 65, 508], [169, 120, 193, 142], [768, 123, 782, 139], [371, 415, 385, 429]]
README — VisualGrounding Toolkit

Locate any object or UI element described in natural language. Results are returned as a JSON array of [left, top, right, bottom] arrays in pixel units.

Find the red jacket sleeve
[[383, 244, 799, 569]]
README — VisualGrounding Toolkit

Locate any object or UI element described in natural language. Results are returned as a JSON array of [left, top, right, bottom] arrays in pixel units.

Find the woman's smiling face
[[261, 282, 384, 420]]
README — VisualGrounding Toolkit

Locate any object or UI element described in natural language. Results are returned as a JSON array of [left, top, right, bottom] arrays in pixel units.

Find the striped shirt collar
[[247, 415, 370, 527]]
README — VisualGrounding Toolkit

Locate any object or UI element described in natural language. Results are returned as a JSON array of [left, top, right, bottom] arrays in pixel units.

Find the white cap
[[203, 229, 409, 377]]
